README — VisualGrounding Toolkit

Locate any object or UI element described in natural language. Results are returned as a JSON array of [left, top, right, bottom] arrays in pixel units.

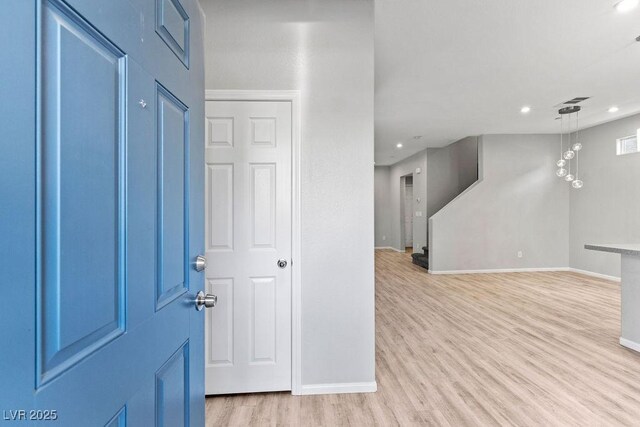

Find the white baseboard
[[427, 267, 570, 275], [298, 381, 377, 396], [426, 266, 621, 283], [374, 246, 404, 253], [567, 268, 621, 282], [620, 337, 640, 352]]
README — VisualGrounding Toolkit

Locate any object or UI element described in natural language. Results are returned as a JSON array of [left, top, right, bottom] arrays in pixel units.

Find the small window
[[617, 131, 640, 156]]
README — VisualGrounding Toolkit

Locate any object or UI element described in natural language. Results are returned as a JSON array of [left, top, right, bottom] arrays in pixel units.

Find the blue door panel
[[160, 0, 188, 51], [157, 84, 189, 309], [155, 342, 189, 427], [132, 0, 193, 107], [0, 0, 204, 424], [182, 0, 206, 422], [33, 292, 190, 424], [0, 0, 38, 403], [126, 59, 159, 329], [155, 0, 190, 67], [105, 406, 127, 427], [53, 0, 144, 61], [40, 0, 126, 383]]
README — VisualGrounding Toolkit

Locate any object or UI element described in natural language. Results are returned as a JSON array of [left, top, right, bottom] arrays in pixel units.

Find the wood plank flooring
[[206, 249, 640, 426]]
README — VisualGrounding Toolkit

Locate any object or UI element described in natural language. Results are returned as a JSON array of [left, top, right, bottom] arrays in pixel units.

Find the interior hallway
[[206, 250, 640, 426]]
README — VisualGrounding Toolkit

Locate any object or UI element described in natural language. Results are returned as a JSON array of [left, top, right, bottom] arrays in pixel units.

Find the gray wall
[[427, 136, 478, 219], [388, 150, 428, 252], [374, 166, 392, 247], [201, 0, 375, 389], [377, 136, 476, 252], [569, 113, 640, 278], [456, 136, 480, 193], [429, 134, 570, 272], [426, 147, 457, 219]]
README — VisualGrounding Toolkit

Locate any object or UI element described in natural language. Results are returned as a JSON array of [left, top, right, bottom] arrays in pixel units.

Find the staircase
[[411, 246, 428, 269]]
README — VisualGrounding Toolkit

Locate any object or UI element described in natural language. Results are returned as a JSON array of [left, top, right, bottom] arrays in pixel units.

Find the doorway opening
[[399, 174, 414, 253]]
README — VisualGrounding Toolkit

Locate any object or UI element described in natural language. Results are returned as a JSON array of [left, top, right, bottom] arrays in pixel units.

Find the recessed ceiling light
[[396, 143, 403, 148], [615, 0, 639, 12], [608, 106, 619, 113], [520, 106, 531, 114]]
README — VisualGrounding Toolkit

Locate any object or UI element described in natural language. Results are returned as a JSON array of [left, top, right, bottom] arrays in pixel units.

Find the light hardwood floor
[[206, 249, 640, 426]]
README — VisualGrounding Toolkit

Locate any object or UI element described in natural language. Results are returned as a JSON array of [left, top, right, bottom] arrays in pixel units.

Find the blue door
[[0, 0, 205, 425]]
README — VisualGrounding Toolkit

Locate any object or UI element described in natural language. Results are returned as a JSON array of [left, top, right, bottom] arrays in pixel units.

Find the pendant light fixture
[[556, 105, 583, 189]]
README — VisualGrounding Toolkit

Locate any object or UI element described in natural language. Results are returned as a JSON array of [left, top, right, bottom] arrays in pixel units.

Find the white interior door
[[204, 100, 292, 395]]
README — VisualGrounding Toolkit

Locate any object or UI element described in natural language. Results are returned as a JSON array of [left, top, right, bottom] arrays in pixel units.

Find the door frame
[[399, 176, 406, 250], [399, 173, 413, 251], [204, 90, 302, 395]]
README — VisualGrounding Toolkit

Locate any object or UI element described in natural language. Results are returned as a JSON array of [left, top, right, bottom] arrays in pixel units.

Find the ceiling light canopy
[[615, 0, 639, 13], [396, 143, 403, 148], [521, 106, 531, 114]]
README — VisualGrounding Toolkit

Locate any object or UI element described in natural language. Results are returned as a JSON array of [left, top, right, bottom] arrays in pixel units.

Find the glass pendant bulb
[[556, 159, 566, 167], [572, 142, 582, 152], [563, 150, 575, 160], [565, 174, 575, 182], [556, 168, 568, 177], [572, 179, 584, 189]]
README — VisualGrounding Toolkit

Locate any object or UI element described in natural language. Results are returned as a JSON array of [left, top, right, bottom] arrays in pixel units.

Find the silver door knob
[[277, 259, 288, 269], [194, 255, 206, 272], [195, 291, 217, 311]]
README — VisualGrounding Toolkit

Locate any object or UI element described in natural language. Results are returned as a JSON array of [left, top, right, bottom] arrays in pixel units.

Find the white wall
[[200, 0, 375, 391], [429, 135, 570, 272], [388, 150, 428, 252], [374, 166, 392, 247], [569, 113, 640, 278]]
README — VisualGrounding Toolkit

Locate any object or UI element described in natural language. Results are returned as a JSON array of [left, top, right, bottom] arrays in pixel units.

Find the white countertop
[[585, 244, 640, 256]]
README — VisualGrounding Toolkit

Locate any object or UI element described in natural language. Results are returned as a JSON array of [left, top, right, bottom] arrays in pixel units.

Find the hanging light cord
[[567, 114, 571, 177], [560, 114, 564, 159], [575, 111, 579, 178]]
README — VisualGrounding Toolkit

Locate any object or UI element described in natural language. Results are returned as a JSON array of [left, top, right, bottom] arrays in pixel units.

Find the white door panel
[[204, 101, 292, 394]]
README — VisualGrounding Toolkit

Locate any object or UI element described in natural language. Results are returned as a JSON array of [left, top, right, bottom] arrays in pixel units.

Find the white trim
[[427, 267, 571, 275], [299, 381, 378, 396], [426, 266, 622, 283], [205, 89, 301, 102], [204, 90, 303, 395], [374, 246, 405, 252], [567, 268, 621, 282], [620, 337, 640, 352]]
